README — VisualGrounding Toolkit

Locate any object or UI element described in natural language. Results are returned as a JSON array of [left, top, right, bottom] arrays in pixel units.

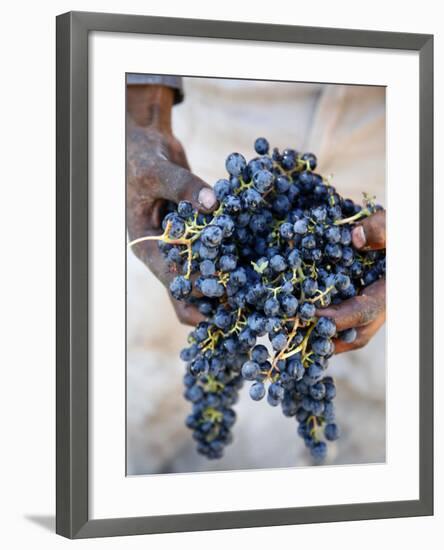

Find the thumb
[[316, 278, 385, 331], [154, 159, 217, 213], [352, 210, 386, 250]]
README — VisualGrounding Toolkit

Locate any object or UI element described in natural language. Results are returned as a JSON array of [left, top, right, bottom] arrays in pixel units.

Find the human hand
[[126, 84, 217, 325], [316, 210, 386, 353]]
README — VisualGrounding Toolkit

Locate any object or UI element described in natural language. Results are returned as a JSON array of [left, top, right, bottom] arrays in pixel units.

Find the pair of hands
[[127, 84, 386, 354]]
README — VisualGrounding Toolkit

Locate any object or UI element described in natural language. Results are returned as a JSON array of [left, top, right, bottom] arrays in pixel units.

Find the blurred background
[[126, 77, 386, 475]]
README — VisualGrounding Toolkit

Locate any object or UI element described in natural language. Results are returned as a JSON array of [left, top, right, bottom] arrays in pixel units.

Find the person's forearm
[[125, 80, 215, 326], [127, 84, 174, 132]]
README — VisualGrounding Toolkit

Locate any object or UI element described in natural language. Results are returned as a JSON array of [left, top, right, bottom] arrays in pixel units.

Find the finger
[[352, 210, 386, 250], [154, 159, 217, 213], [129, 233, 204, 327], [333, 312, 385, 354], [169, 141, 191, 171], [316, 278, 385, 331], [129, 236, 170, 277], [170, 297, 206, 326]]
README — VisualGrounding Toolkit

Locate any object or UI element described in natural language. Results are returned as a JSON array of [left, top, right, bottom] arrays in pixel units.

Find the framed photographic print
[[56, 11, 434, 539]]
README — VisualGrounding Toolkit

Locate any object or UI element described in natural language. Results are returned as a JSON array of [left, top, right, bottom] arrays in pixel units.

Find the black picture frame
[[56, 10, 434, 539]]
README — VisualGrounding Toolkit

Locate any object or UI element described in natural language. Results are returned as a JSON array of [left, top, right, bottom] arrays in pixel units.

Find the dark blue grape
[[310, 441, 327, 461], [254, 137, 269, 155], [268, 382, 285, 402], [287, 358, 305, 380], [307, 363, 324, 380], [251, 344, 269, 364], [243, 187, 263, 209], [264, 297, 280, 317], [185, 385, 204, 403], [253, 169, 274, 193], [315, 317, 336, 338], [201, 225, 224, 248], [276, 175, 290, 193], [302, 152, 317, 170], [302, 278, 318, 297], [226, 152, 247, 176], [325, 243, 342, 261], [323, 401, 335, 422], [325, 226, 341, 244], [167, 216, 186, 238], [270, 254, 287, 273], [309, 382, 326, 401], [311, 337, 333, 357], [177, 200, 194, 219], [301, 234, 316, 250], [324, 423, 340, 441], [341, 284, 357, 298], [324, 382, 336, 400], [279, 222, 295, 240], [241, 360, 260, 381], [223, 194, 242, 214], [281, 152, 296, 170], [299, 302, 316, 321], [201, 278, 225, 298], [215, 214, 235, 237], [287, 249, 301, 269], [214, 309, 233, 330], [340, 328, 357, 343], [190, 357, 210, 376], [294, 219, 308, 235], [200, 259, 216, 277], [272, 194, 291, 216], [342, 246, 354, 266], [247, 312, 267, 335], [280, 294, 298, 316], [170, 276, 192, 299], [219, 254, 237, 272], [271, 333, 287, 351], [340, 227, 352, 245]]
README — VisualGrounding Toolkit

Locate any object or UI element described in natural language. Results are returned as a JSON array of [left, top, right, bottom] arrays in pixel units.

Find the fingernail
[[198, 187, 217, 210], [352, 225, 366, 249]]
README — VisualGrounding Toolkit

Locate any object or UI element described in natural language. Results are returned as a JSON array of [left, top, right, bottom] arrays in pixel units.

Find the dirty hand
[[317, 210, 386, 353], [127, 84, 217, 325]]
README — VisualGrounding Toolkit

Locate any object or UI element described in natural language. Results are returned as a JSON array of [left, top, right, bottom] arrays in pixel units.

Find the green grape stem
[[334, 208, 371, 226]]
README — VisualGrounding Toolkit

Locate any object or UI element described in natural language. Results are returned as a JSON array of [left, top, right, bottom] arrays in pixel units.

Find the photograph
[[126, 74, 386, 476], [51, 7, 433, 540], [0, 1, 436, 544]]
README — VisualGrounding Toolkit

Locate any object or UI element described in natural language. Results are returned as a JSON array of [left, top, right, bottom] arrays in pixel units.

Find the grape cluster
[[130, 138, 385, 463]]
